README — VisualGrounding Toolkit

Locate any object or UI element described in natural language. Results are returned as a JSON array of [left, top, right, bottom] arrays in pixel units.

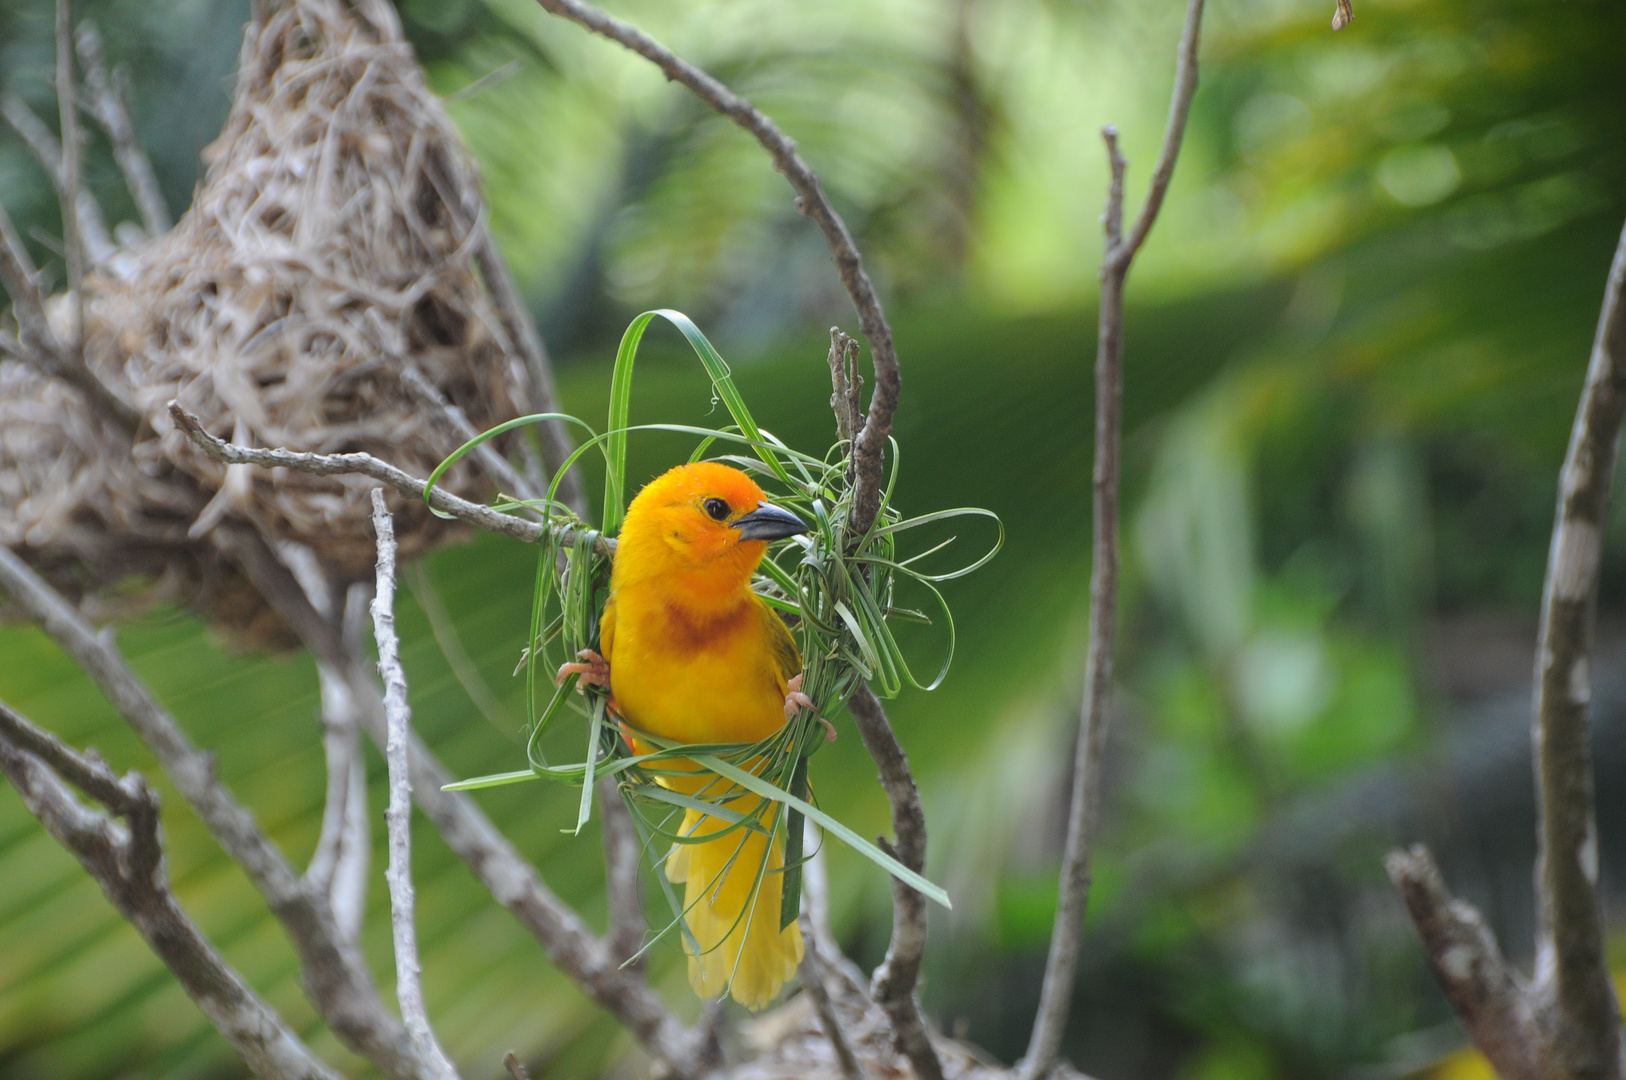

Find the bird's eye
[[703, 498, 731, 521]]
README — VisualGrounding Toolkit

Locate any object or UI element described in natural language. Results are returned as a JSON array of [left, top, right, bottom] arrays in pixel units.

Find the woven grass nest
[[3, 0, 528, 645], [114, 0, 522, 580]]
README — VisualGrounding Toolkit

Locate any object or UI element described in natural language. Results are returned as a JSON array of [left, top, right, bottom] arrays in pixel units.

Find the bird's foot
[[556, 649, 611, 692], [785, 675, 833, 740], [783, 673, 814, 721]]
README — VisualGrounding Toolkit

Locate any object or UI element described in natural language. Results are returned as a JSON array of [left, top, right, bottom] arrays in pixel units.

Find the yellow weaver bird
[[560, 462, 812, 1010]]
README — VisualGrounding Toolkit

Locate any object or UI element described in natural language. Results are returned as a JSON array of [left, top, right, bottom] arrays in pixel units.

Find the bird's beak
[[734, 501, 809, 541]]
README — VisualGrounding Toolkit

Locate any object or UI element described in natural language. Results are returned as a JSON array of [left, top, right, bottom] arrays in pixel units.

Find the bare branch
[[306, 653, 369, 941], [1385, 846, 1545, 1080], [598, 776, 646, 970], [0, 700, 343, 1080], [1022, 5, 1205, 1077], [0, 542, 444, 1080], [1109, 0, 1204, 271], [397, 361, 541, 513], [55, 0, 85, 350], [0, 698, 133, 809], [169, 403, 612, 556], [472, 227, 588, 518], [1530, 213, 1626, 1078], [75, 23, 172, 236], [827, 327, 863, 453], [228, 548, 708, 1078], [501, 1051, 532, 1080], [846, 684, 943, 1080], [528, 0, 899, 534], [0, 188, 140, 433], [372, 490, 461, 1080], [0, 91, 116, 262]]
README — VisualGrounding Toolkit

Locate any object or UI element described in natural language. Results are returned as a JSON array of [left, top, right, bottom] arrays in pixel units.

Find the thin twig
[[169, 403, 611, 556], [75, 23, 172, 236], [397, 361, 540, 512], [847, 684, 943, 1080], [528, 0, 899, 535], [372, 490, 462, 1080], [501, 1051, 532, 1080], [0, 196, 138, 431], [1385, 846, 1544, 1079], [1021, 4, 1205, 1077], [598, 776, 646, 970], [0, 543, 444, 1080], [55, 0, 84, 356], [1389, 215, 1626, 1080], [0, 700, 344, 1080], [0, 91, 116, 262], [523, 6, 939, 1069], [305, 586, 372, 943], [407, 564, 512, 734]]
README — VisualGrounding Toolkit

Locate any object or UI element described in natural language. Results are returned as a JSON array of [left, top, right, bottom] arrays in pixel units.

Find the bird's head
[[614, 462, 808, 594]]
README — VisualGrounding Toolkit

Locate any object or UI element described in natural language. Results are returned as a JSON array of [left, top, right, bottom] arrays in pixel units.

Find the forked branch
[[0, 543, 445, 1080], [1021, 3, 1206, 1077], [1388, 214, 1626, 1080], [0, 699, 343, 1080]]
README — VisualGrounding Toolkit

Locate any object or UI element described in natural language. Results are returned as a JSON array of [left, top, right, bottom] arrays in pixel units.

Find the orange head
[[611, 462, 808, 603]]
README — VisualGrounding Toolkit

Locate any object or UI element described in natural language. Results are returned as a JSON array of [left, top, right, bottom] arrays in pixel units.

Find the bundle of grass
[[104, 0, 523, 580], [441, 312, 1001, 993], [0, 358, 297, 649]]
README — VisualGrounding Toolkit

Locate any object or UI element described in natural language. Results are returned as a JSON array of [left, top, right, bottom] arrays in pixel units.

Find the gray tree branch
[[0, 543, 446, 1080], [0, 90, 116, 263], [75, 22, 172, 236], [371, 491, 462, 1080], [1385, 846, 1546, 1080], [0, 699, 343, 1080], [1021, 4, 1205, 1077], [598, 776, 646, 970], [54, 0, 85, 355], [0, 194, 138, 432], [1528, 211, 1626, 1080], [169, 403, 611, 556], [846, 683, 943, 1080], [1388, 214, 1626, 1080]]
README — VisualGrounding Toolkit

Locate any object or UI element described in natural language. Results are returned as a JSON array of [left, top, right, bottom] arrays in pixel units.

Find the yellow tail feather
[[665, 801, 803, 1011]]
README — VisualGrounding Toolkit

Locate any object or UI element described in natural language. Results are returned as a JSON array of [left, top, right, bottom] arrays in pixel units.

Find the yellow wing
[[598, 595, 617, 663], [753, 594, 801, 690]]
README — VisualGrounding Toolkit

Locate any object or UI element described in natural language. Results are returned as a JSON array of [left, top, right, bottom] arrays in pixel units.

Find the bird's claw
[[783, 674, 832, 739], [556, 649, 611, 692]]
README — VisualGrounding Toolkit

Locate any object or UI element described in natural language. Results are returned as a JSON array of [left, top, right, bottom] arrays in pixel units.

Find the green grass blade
[[691, 755, 951, 911]]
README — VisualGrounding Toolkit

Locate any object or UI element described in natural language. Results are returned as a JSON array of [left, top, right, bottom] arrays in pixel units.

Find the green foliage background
[[1, 0, 1624, 1077]]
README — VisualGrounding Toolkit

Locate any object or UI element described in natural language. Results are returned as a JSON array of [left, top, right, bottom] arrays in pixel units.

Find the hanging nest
[[99, 0, 525, 580], [2, 0, 530, 647]]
